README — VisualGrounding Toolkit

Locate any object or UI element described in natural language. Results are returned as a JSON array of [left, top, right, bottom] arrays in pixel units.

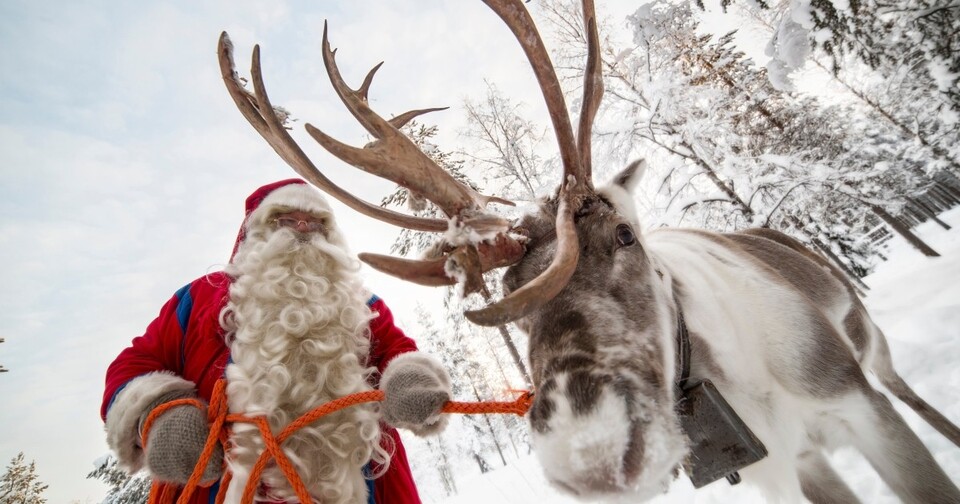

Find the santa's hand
[[380, 352, 452, 435], [141, 394, 223, 484]]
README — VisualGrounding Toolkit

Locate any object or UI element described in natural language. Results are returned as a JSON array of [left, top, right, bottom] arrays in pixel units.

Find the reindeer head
[[502, 161, 687, 498], [219, 0, 687, 498]]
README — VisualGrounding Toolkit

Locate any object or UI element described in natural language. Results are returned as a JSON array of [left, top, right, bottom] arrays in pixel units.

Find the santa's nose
[[274, 214, 326, 234]]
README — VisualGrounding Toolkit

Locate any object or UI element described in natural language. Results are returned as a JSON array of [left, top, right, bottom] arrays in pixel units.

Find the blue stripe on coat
[[107, 283, 193, 415], [364, 463, 376, 504], [366, 294, 380, 306], [174, 283, 193, 333], [105, 381, 129, 415], [207, 479, 220, 504], [174, 282, 193, 372]]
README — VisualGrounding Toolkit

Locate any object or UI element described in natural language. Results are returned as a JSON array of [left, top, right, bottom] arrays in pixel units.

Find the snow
[[926, 57, 959, 94], [764, 15, 813, 92], [423, 207, 960, 503]]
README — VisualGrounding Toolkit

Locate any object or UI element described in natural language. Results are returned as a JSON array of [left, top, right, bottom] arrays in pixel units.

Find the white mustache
[[266, 227, 360, 274]]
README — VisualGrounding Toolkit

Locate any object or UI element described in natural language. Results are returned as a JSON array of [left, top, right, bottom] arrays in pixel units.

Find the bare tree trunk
[[871, 205, 940, 257], [929, 185, 957, 209], [907, 196, 951, 230], [496, 325, 531, 387], [810, 237, 871, 295], [427, 437, 458, 496], [480, 286, 533, 387], [935, 172, 960, 201], [465, 367, 508, 467], [472, 452, 492, 474], [786, 216, 872, 294], [693, 156, 753, 217]]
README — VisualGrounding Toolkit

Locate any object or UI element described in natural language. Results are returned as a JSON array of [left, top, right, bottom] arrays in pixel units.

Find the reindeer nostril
[[622, 420, 646, 483], [530, 395, 555, 433], [530, 379, 557, 433], [551, 479, 581, 496], [567, 371, 611, 415]]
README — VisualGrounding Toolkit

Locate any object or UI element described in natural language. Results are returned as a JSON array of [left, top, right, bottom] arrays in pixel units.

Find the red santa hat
[[230, 179, 335, 260]]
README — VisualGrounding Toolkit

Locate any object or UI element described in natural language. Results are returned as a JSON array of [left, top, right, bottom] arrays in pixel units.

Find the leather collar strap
[[655, 267, 691, 394], [675, 299, 692, 392]]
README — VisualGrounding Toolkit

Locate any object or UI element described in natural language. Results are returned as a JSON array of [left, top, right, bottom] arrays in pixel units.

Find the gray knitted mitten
[[140, 392, 223, 484], [380, 352, 452, 436]]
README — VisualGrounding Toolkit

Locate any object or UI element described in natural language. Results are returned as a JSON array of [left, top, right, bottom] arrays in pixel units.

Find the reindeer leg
[[847, 388, 960, 503], [797, 450, 861, 504], [868, 329, 960, 447]]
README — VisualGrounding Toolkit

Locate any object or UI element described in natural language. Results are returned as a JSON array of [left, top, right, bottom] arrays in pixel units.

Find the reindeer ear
[[598, 160, 644, 227], [610, 159, 646, 193]]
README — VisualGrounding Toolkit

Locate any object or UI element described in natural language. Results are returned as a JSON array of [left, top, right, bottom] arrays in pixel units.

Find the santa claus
[[101, 179, 451, 503]]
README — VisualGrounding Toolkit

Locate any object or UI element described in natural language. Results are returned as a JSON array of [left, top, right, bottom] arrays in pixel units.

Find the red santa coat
[[101, 179, 423, 503]]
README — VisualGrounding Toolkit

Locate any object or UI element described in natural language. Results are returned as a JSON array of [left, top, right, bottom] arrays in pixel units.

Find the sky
[[1, 1, 956, 503]]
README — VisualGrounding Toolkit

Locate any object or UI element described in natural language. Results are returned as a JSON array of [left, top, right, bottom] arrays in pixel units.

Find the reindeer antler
[[218, 30, 524, 295], [462, 0, 602, 326], [218, 32, 448, 232], [309, 23, 517, 219], [219, 0, 604, 326]]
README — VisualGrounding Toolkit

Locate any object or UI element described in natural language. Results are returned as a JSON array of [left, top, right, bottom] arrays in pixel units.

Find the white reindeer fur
[[533, 375, 687, 501], [531, 284, 687, 502], [634, 230, 930, 501], [519, 164, 960, 503], [531, 168, 695, 499], [602, 164, 854, 498]]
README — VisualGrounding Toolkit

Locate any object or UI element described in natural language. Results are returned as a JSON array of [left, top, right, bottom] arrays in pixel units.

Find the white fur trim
[[104, 371, 196, 472], [247, 183, 334, 228]]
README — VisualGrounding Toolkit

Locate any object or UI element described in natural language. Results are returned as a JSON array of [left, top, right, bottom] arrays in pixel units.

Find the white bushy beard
[[221, 225, 389, 503]]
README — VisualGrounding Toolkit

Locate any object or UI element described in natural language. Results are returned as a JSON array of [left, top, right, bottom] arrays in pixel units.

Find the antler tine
[[357, 61, 382, 103], [218, 31, 448, 232], [389, 107, 449, 130], [464, 196, 579, 326], [314, 22, 513, 217], [318, 27, 393, 141], [577, 0, 603, 181], [359, 233, 527, 287], [452, 0, 593, 326]]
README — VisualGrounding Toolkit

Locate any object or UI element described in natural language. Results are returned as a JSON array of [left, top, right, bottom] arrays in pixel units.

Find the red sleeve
[[367, 297, 418, 377], [100, 283, 191, 421]]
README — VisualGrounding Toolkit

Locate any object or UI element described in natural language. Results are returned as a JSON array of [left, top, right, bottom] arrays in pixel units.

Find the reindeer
[[217, 0, 960, 502]]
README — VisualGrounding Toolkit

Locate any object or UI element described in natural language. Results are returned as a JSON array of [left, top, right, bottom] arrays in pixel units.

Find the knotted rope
[[142, 379, 533, 504]]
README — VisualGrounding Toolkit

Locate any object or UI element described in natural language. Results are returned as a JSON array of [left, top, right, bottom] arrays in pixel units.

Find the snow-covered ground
[[427, 207, 960, 503]]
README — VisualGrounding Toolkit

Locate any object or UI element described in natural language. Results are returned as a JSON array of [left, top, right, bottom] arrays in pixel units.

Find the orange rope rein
[[143, 379, 533, 504]]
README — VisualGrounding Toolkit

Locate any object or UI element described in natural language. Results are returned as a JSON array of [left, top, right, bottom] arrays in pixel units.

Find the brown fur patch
[[842, 307, 870, 356], [688, 331, 726, 384], [530, 379, 557, 433]]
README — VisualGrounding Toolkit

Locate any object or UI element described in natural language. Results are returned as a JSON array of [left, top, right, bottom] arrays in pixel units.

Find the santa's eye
[[616, 224, 636, 247]]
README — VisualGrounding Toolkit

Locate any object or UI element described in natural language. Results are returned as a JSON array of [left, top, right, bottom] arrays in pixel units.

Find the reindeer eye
[[616, 224, 636, 247]]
